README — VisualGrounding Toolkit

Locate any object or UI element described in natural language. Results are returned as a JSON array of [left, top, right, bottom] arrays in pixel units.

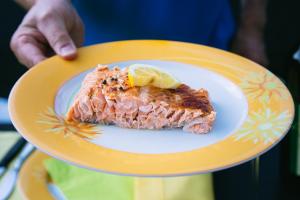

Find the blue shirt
[[73, 0, 235, 49]]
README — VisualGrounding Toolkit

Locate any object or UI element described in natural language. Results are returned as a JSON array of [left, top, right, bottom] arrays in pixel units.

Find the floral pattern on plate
[[37, 107, 101, 139]]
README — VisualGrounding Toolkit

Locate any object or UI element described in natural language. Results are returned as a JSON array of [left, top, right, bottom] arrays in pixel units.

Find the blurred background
[[1, 0, 300, 200]]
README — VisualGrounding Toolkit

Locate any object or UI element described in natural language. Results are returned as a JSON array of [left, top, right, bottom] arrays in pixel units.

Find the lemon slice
[[128, 64, 181, 89]]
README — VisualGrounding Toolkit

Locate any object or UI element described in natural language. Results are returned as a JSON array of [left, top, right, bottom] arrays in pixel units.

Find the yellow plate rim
[[9, 40, 295, 176]]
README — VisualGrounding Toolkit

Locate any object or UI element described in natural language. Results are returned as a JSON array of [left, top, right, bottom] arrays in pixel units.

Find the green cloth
[[0, 132, 23, 200], [45, 158, 214, 200], [45, 159, 134, 200]]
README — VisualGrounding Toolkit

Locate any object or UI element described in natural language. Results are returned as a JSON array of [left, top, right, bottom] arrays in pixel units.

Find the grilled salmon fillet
[[66, 65, 216, 134]]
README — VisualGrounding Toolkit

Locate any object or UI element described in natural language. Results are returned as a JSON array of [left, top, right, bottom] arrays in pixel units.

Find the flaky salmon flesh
[[67, 65, 216, 134]]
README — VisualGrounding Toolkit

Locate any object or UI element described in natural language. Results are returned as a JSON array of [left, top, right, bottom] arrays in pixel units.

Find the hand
[[10, 0, 84, 68], [231, 28, 269, 67]]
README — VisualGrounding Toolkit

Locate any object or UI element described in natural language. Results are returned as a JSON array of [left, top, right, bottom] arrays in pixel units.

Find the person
[[11, 0, 268, 68], [10, 0, 269, 199]]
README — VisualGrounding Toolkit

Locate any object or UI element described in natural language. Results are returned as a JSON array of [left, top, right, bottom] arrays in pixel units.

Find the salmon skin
[[67, 65, 216, 134]]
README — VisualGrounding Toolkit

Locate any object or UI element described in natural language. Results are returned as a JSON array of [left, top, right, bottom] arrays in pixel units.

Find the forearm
[[232, 0, 269, 66], [239, 0, 268, 33], [14, 0, 37, 9], [14, 0, 71, 10]]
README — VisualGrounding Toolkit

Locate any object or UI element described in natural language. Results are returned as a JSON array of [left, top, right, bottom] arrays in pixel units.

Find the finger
[[20, 43, 47, 67], [70, 16, 85, 47], [247, 50, 269, 67], [11, 33, 46, 68], [37, 16, 77, 60]]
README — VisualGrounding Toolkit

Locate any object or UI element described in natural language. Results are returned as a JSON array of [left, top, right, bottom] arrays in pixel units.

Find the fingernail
[[60, 44, 75, 57]]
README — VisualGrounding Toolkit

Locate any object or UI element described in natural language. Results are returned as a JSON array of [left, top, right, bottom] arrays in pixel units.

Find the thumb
[[37, 17, 77, 60]]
